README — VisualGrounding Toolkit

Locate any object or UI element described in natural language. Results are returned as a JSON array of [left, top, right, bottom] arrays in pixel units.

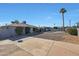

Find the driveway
[[0, 31, 79, 56]]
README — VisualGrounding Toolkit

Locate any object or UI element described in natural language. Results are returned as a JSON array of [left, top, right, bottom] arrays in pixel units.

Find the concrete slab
[[9, 48, 33, 56], [0, 40, 14, 45], [47, 45, 78, 56], [0, 44, 32, 56], [15, 37, 79, 56], [0, 44, 18, 56], [54, 41, 79, 55], [16, 37, 54, 56]]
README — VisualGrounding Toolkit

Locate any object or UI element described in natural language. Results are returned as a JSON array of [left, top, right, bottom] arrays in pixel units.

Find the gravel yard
[[33, 31, 79, 44], [63, 34, 79, 44]]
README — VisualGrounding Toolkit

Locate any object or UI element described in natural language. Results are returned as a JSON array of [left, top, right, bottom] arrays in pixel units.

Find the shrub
[[15, 27, 23, 35], [66, 28, 78, 36]]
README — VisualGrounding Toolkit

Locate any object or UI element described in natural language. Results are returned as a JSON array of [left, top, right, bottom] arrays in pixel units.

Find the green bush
[[15, 27, 23, 35], [66, 28, 78, 36]]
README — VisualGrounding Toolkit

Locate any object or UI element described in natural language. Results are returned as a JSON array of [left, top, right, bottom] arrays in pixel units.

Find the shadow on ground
[[6, 32, 44, 41]]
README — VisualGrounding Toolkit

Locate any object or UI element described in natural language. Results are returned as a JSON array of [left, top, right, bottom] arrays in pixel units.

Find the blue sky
[[0, 3, 79, 27]]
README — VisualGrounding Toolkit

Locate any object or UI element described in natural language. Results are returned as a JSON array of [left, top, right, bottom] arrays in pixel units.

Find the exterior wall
[[0, 26, 35, 39], [0, 27, 16, 39]]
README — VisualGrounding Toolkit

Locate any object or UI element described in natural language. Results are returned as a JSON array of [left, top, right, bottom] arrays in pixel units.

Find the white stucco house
[[0, 23, 38, 39]]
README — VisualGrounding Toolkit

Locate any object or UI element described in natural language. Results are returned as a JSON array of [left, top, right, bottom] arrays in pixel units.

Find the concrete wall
[[0, 27, 16, 39]]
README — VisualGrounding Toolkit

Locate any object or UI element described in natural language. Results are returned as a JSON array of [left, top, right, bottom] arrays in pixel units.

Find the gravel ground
[[63, 34, 79, 44], [33, 31, 65, 40], [33, 31, 79, 44]]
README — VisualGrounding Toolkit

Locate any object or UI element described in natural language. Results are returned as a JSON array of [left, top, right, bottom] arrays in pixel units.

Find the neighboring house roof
[[0, 23, 37, 28], [8, 23, 37, 28]]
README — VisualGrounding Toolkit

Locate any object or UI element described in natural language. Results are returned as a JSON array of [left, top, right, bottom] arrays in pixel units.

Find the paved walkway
[[0, 31, 79, 56]]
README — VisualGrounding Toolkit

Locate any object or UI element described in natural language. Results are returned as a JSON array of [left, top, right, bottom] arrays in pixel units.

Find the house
[[0, 23, 38, 39]]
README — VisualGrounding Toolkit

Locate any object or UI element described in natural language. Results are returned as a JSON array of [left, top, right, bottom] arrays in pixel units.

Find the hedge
[[66, 28, 78, 36]]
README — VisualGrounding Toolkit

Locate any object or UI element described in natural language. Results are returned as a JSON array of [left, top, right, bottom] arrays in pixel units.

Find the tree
[[11, 21, 15, 24], [22, 21, 26, 24], [11, 20, 19, 24], [60, 8, 67, 31], [14, 20, 19, 24]]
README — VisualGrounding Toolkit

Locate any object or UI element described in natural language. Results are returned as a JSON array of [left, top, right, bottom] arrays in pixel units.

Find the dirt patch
[[32, 32, 79, 44], [63, 33, 79, 44]]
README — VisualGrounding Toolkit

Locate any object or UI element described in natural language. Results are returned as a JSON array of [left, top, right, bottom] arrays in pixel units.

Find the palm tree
[[60, 8, 67, 31]]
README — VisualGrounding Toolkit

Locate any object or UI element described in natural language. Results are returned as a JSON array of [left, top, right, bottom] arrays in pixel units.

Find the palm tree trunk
[[62, 13, 65, 31]]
